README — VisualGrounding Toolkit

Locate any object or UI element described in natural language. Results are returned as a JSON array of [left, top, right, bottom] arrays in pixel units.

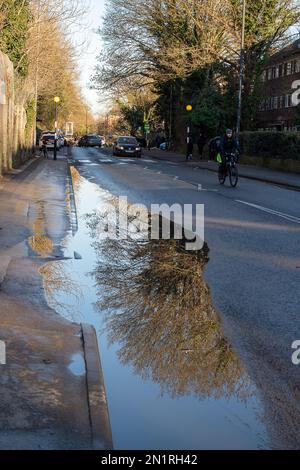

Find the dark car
[[78, 134, 102, 148], [113, 136, 142, 157]]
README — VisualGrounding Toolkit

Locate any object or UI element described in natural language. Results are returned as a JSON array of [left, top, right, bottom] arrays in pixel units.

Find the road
[[63, 145, 300, 449]]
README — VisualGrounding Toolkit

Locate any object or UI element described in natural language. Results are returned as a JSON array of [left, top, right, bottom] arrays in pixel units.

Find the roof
[[268, 39, 300, 64]]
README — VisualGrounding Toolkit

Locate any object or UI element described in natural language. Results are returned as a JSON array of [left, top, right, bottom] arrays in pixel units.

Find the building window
[[279, 64, 283, 77], [285, 94, 292, 107], [296, 59, 300, 73], [261, 70, 266, 82], [272, 67, 276, 79], [291, 60, 297, 74], [270, 96, 278, 110], [275, 65, 280, 78], [287, 62, 292, 75], [284, 63, 288, 75], [267, 68, 272, 80]]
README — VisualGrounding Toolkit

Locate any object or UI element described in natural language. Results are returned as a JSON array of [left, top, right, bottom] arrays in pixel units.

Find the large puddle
[[41, 167, 270, 449]]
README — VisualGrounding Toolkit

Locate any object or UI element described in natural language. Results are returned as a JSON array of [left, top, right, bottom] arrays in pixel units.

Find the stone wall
[[0, 50, 35, 177]]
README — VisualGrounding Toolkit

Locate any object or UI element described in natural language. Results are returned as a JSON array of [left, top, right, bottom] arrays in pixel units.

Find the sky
[[74, 0, 106, 116]]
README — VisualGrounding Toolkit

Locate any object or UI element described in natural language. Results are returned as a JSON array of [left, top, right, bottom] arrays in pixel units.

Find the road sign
[[66, 122, 73, 136], [144, 123, 150, 133]]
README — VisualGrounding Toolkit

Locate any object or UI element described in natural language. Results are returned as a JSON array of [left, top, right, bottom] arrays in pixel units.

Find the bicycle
[[218, 152, 239, 187]]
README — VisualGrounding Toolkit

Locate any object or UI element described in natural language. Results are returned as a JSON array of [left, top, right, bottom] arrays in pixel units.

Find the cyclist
[[219, 128, 239, 173]]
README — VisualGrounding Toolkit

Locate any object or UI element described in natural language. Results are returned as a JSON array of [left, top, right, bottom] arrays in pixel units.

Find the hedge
[[240, 131, 300, 161]]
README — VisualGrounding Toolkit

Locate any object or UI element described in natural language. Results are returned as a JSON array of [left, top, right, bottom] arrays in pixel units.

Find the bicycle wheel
[[229, 165, 238, 187], [218, 166, 226, 185]]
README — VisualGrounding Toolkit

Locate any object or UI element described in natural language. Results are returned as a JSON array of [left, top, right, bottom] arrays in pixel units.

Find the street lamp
[[236, 0, 246, 145], [53, 96, 60, 160], [186, 104, 193, 161]]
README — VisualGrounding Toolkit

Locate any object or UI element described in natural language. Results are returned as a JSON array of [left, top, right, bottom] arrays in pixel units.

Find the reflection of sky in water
[[42, 169, 269, 450]]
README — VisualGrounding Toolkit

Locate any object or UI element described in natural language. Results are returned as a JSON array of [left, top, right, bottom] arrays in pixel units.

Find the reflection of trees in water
[[28, 201, 54, 257], [40, 261, 83, 321], [91, 235, 251, 400]]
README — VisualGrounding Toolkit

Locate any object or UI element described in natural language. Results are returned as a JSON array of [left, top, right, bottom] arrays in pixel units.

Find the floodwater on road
[[41, 166, 271, 450]]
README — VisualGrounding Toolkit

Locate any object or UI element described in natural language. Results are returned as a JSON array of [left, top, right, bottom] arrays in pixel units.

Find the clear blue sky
[[75, 0, 106, 115]]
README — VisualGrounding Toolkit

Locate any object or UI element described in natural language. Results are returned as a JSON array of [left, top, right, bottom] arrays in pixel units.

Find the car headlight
[[135, 147, 140, 151], [118, 146, 124, 150]]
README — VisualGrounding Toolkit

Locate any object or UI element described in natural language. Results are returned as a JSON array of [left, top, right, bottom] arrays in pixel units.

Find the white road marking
[[200, 189, 219, 192], [236, 200, 300, 224], [142, 159, 157, 163]]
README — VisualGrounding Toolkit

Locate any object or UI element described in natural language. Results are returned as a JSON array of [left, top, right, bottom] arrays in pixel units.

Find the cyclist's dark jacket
[[220, 135, 239, 157]]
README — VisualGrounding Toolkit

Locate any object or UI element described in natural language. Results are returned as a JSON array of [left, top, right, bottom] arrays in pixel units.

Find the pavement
[[142, 148, 300, 190], [0, 153, 112, 449]]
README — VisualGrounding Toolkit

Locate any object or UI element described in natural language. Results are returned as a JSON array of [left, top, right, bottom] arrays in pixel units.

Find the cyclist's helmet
[[226, 128, 233, 138]]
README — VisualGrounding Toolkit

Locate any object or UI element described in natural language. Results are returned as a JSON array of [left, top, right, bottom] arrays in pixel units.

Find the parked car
[[39, 133, 56, 150], [78, 134, 102, 147], [113, 136, 142, 157], [39, 131, 64, 150], [159, 142, 168, 151]]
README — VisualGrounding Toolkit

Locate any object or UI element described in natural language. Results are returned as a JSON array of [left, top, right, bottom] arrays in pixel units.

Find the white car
[[39, 132, 55, 150], [39, 132, 64, 150]]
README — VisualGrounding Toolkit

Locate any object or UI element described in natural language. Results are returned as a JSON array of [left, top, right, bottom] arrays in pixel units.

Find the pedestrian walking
[[197, 133, 206, 159], [41, 137, 48, 159]]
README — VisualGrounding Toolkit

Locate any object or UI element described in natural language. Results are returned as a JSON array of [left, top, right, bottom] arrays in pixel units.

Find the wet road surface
[[43, 147, 300, 449]]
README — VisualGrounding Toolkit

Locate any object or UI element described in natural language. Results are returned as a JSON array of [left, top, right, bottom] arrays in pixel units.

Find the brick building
[[257, 40, 300, 131]]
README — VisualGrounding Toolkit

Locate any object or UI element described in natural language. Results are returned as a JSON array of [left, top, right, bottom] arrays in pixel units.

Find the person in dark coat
[[197, 133, 206, 159], [219, 129, 240, 171], [186, 135, 194, 161]]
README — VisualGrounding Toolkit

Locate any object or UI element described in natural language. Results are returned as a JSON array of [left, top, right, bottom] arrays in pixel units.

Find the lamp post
[[53, 96, 60, 160], [186, 104, 193, 161], [236, 0, 246, 145]]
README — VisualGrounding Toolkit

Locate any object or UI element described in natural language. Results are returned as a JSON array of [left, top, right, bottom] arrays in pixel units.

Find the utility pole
[[236, 0, 246, 145], [169, 83, 173, 149], [85, 107, 88, 135], [185, 104, 193, 161], [53, 96, 60, 160]]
